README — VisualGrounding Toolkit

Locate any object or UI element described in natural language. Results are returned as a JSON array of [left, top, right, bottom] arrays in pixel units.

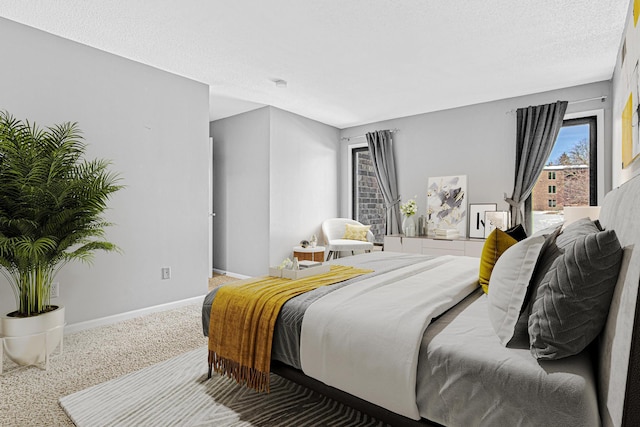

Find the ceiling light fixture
[[274, 79, 287, 88]]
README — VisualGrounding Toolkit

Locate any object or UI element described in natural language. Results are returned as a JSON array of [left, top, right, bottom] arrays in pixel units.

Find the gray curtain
[[365, 130, 402, 235], [506, 100, 568, 231]]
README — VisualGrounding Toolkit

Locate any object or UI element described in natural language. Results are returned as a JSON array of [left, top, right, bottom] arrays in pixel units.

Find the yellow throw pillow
[[479, 228, 518, 293], [343, 223, 371, 241]]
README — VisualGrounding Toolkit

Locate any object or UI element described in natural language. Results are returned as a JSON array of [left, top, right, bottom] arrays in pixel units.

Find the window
[[529, 116, 597, 232], [351, 146, 385, 243]]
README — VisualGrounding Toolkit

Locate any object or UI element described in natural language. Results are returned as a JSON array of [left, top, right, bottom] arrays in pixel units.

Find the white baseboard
[[64, 295, 207, 335], [212, 268, 250, 280]]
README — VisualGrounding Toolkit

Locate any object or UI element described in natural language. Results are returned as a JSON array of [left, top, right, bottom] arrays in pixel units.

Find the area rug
[[59, 346, 385, 426]]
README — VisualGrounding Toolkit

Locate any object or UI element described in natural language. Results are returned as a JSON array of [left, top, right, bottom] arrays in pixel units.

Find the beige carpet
[[0, 275, 239, 427]]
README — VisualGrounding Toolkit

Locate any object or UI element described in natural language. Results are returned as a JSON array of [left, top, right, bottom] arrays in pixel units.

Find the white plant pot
[[0, 305, 65, 369]]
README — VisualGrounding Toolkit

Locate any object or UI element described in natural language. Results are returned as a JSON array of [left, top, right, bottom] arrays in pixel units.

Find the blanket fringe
[[208, 350, 270, 392]]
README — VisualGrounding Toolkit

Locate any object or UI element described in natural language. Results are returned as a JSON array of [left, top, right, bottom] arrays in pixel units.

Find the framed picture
[[426, 175, 468, 237], [484, 211, 511, 238], [468, 203, 497, 239]]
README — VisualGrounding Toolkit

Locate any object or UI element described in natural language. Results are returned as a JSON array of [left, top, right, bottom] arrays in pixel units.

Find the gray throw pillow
[[528, 229, 623, 359], [556, 217, 600, 249]]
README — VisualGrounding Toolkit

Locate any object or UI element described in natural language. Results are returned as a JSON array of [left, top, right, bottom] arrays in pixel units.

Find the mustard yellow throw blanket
[[208, 265, 372, 392]]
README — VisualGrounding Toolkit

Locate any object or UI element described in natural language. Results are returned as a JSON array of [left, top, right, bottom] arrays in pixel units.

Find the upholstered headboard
[[597, 174, 640, 427]]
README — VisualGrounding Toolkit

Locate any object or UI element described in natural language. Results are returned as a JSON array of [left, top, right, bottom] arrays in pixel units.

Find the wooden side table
[[293, 245, 326, 263]]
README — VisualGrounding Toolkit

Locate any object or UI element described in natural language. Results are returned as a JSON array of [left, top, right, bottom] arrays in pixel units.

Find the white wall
[[339, 82, 613, 223], [210, 107, 339, 277], [0, 18, 210, 325]]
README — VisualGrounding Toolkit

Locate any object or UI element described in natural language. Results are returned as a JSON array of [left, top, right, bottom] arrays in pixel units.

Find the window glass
[[352, 147, 385, 243], [530, 117, 596, 233]]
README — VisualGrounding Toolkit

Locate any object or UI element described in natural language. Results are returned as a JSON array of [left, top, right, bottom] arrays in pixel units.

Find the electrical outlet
[[161, 267, 171, 280], [51, 282, 59, 298]]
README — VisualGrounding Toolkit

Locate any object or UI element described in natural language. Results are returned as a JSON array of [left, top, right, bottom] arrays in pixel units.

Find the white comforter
[[299, 255, 480, 420]]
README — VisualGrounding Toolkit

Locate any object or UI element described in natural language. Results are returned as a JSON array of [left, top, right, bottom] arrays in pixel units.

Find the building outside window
[[548, 185, 556, 194], [351, 147, 385, 244], [548, 199, 557, 208], [548, 171, 556, 180]]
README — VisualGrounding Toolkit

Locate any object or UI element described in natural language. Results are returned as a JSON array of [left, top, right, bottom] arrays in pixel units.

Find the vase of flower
[[400, 197, 418, 237], [403, 215, 416, 236]]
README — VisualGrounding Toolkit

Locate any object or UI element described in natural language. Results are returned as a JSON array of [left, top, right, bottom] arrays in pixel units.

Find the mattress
[[417, 292, 600, 427], [202, 251, 427, 367]]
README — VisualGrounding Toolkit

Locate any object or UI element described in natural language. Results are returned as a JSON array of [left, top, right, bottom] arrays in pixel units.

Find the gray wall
[[0, 18, 210, 325], [269, 107, 340, 264], [211, 107, 339, 277], [339, 82, 613, 226], [210, 108, 271, 277]]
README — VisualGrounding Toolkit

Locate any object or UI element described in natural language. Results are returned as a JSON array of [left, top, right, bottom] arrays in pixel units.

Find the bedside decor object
[[293, 245, 325, 263], [268, 267, 283, 278], [402, 216, 416, 236], [427, 175, 468, 237], [484, 211, 511, 238], [417, 215, 427, 236], [282, 264, 331, 280], [269, 257, 330, 279], [400, 197, 417, 236], [310, 234, 318, 248], [300, 240, 310, 248], [469, 203, 498, 238], [298, 260, 322, 269], [434, 228, 460, 239], [0, 112, 122, 371], [278, 258, 294, 269], [270, 257, 295, 277], [400, 197, 417, 216]]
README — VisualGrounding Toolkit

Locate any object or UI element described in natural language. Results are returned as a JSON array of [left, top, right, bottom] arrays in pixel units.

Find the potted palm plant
[[0, 111, 122, 368]]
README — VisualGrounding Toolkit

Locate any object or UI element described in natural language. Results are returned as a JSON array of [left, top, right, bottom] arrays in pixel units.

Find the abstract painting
[[426, 175, 467, 237]]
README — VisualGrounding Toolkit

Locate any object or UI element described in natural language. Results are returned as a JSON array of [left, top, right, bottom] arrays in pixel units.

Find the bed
[[202, 174, 640, 427]]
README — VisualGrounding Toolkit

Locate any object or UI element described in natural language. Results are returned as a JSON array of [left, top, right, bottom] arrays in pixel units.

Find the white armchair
[[321, 218, 374, 261]]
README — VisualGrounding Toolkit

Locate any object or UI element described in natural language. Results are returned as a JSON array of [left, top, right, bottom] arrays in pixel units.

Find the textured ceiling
[[0, 0, 630, 128]]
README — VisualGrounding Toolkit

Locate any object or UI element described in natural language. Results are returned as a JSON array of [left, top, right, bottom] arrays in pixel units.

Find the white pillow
[[487, 235, 546, 345]]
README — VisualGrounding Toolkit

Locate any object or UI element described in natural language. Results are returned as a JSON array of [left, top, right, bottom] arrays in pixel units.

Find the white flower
[[400, 197, 417, 216]]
